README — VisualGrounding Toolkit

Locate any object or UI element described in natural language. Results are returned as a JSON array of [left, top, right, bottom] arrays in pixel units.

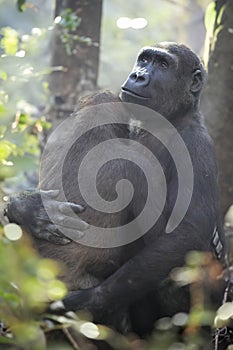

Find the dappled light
[[4, 222, 22, 240], [79, 321, 100, 338], [116, 17, 148, 30]]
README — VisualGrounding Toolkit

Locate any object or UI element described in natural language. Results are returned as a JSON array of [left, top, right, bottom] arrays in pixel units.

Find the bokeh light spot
[[80, 322, 100, 339], [4, 223, 23, 241]]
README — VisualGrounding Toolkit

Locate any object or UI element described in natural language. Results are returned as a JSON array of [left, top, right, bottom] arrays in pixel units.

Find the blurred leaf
[[35, 118, 51, 132], [225, 205, 233, 227], [205, 1, 216, 36], [12, 323, 46, 350], [60, 8, 81, 32], [1, 27, 19, 55], [0, 140, 16, 160], [188, 308, 214, 327], [217, 4, 226, 26], [0, 164, 16, 180], [17, 0, 26, 12], [170, 266, 199, 286], [215, 302, 233, 328], [0, 70, 8, 81], [18, 113, 28, 125], [0, 103, 7, 116], [0, 229, 67, 349]]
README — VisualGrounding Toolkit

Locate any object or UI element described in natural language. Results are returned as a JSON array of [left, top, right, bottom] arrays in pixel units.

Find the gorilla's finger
[[58, 202, 85, 215], [53, 226, 86, 241], [46, 225, 71, 244], [28, 227, 67, 244], [53, 215, 89, 231], [45, 223, 64, 236], [29, 221, 72, 244], [40, 189, 60, 198], [46, 233, 71, 245]]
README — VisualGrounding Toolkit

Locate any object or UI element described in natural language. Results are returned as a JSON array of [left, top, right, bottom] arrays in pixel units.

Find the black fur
[[5, 43, 225, 336]]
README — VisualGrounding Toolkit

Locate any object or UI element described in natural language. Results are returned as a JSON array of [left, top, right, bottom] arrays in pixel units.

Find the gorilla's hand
[[50, 288, 129, 332], [51, 289, 95, 312], [4, 190, 89, 245], [51, 287, 107, 323]]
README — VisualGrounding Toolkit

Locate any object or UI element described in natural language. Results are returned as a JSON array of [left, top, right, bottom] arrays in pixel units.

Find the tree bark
[[202, 0, 233, 214], [48, 0, 102, 122]]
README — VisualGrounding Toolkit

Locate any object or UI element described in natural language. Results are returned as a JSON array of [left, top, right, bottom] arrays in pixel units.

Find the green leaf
[[1, 27, 19, 56], [18, 113, 29, 125], [217, 4, 226, 26], [0, 140, 16, 160], [205, 1, 217, 36], [0, 103, 7, 116], [17, 0, 26, 12], [0, 70, 8, 81], [0, 164, 15, 180]]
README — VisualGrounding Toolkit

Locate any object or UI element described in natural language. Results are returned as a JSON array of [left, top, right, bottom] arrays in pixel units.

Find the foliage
[[205, 1, 217, 42], [204, 0, 227, 65], [0, 226, 134, 349], [0, 230, 222, 349], [204, 1, 221, 65], [0, 19, 55, 347], [0, 8, 52, 188], [56, 8, 96, 56], [0, 224, 66, 349]]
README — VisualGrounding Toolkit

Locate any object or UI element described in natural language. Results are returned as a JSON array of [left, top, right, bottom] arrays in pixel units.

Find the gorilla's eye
[[142, 57, 148, 63], [140, 56, 149, 64], [159, 60, 168, 69]]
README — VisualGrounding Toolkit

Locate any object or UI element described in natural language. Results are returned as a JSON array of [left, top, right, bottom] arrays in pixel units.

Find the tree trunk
[[48, 0, 102, 122], [202, 0, 233, 215]]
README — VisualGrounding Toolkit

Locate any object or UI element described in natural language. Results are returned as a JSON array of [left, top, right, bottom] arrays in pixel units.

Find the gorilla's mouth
[[121, 87, 151, 100]]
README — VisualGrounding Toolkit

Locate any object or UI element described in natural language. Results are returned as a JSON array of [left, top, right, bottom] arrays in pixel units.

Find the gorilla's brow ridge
[[138, 47, 178, 67]]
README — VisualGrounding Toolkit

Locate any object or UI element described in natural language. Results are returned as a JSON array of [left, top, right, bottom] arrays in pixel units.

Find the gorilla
[[5, 42, 226, 336]]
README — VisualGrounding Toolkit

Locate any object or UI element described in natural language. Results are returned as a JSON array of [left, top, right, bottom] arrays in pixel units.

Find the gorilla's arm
[[4, 190, 88, 245], [57, 125, 225, 320]]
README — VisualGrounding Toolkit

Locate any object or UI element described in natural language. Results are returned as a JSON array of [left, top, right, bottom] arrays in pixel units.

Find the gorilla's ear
[[190, 69, 203, 93]]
